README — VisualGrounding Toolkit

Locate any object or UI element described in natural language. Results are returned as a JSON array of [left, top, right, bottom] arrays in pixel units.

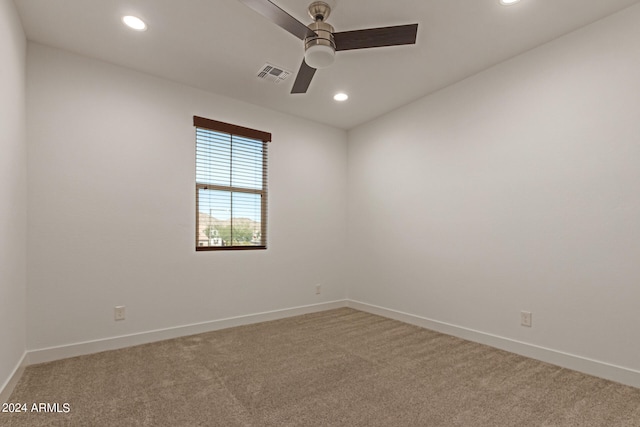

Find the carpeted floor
[[3, 308, 640, 426]]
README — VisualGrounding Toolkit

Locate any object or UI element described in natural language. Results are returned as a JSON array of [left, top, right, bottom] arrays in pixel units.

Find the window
[[194, 116, 270, 250]]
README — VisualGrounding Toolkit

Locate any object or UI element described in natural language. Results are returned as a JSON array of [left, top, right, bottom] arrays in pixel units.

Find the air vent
[[256, 63, 292, 84]]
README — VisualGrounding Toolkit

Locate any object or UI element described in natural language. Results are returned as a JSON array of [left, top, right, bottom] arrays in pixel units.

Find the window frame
[[194, 116, 271, 251]]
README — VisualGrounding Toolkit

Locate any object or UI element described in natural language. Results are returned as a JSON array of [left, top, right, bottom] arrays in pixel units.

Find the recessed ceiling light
[[122, 15, 147, 31], [500, 0, 521, 5], [333, 93, 348, 102]]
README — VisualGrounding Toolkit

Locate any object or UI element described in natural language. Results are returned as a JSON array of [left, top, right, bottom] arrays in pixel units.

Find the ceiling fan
[[239, 0, 418, 94]]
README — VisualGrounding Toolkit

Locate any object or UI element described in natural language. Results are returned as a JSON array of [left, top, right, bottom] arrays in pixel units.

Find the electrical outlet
[[114, 306, 126, 321], [315, 284, 321, 295], [521, 311, 532, 327]]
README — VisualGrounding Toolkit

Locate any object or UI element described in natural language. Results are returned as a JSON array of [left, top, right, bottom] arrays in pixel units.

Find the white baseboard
[[22, 299, 640, 390], [27, 300, 348, 366], [347, 300, 640, 390], [0, 352, 27, 403]]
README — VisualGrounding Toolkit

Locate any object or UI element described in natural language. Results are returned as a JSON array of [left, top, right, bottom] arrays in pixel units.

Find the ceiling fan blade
[[291, 59, 317, 94], [238, 0, 315, 40], [334, 23, 418, 51]]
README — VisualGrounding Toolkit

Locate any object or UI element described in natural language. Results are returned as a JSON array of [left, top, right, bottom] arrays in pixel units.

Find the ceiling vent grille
[[256, 63, 291, 84]]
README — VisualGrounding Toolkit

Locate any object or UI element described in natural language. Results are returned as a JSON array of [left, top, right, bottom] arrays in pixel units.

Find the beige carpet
[[3, 308, 640, 426]]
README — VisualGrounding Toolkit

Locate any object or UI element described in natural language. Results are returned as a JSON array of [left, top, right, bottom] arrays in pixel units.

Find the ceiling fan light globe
[[304, 44, 335, 69]]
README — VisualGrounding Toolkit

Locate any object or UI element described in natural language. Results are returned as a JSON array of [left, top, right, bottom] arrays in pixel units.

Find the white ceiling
[[15, 0, 640, 129]]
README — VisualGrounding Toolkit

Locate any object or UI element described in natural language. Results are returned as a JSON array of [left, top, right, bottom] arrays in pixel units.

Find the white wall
[[26, 43, 347, 351], [0, 0, 27, 397], [348, 3, 640, 378]]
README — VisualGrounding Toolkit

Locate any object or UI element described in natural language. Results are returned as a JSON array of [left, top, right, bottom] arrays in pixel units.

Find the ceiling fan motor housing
[[304, 19, 335, 68]]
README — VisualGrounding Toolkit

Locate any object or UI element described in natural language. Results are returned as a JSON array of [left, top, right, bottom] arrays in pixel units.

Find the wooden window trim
[[193, 116, 271, 143]]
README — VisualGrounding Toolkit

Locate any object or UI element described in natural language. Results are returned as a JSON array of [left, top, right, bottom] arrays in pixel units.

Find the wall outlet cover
[[521, 311, 532, 327]]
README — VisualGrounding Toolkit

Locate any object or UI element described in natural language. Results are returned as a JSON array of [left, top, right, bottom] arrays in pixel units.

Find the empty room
[[2, 0, 640, 425]]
